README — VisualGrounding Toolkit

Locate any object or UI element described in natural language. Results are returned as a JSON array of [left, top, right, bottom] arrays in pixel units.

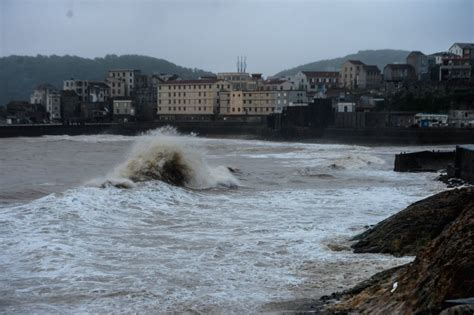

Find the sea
[[0, 128, 449, 313]]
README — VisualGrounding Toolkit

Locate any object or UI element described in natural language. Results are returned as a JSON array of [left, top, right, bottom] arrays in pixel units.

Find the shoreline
[[270, 187, 474, 314]]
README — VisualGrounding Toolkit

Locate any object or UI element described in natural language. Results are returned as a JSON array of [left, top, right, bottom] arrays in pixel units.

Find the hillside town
[[1, 42, 473, 129]]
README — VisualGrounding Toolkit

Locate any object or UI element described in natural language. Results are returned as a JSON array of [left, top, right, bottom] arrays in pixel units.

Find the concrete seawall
[[394, 151, 455, 172], [1, 123, 473, 145]]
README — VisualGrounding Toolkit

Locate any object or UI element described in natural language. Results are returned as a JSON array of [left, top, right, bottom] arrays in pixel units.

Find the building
[[63, 80, 109, 102], [60, 90, 81, 122], [216, 72, 263, 91], [134, 75, 161, 121], [262, 79, 295, 91], [30, 84, 61, 120], [113, 98, 135, 122], [406, 51, 429, 80], [290, 71, 339, 96], [157, 79, 232, 119], [336, 102, 356, 113], [275, 90, 307, 113], [448, 43, 474, 60], [448, 110, 474, 128], [414, 113, 448, 127], [383, 64, 416, 82], [106, 69, 142, 98], [5, 101, 47, 124], [339, 60, 381, 90], [429, 52, 458, 65], [439, 57, 472, 81]]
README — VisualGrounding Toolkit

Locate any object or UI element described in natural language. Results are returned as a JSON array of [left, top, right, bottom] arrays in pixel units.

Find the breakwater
[[394, 151, 455, 172]]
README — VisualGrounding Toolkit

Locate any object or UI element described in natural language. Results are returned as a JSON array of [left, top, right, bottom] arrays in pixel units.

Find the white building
[[30, 84, 61, 120]]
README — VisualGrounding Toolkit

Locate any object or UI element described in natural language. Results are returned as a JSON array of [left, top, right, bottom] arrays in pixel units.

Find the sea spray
[[103, 127, 239, 189]]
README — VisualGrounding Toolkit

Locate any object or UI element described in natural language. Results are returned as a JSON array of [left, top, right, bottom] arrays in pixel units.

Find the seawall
[[1, 122, 473, 145]]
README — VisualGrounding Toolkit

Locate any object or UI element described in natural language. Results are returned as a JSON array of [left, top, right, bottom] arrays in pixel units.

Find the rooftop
[[159, 79, 219, 85], [346, 60, 366, 65], [302, 71, 339, 77], [451, 43, 474, 49]]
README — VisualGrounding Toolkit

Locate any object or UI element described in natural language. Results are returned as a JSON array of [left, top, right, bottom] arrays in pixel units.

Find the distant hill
[[0, 54, 213, 106], [274, 49, 410, 77]]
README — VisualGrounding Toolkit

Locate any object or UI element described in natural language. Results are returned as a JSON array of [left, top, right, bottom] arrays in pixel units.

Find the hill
[[274, 49, 410, 77], [0, 54, 213, 106]]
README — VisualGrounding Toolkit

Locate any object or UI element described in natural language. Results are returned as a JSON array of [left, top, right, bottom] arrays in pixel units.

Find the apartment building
[[113, 98, 135, 121], [406, 51, 429, 80], [63, 80, 109, 102], [106, 69, 142, 98], [275, 90, 307, 113], [339, 60, 381, 89], [30, 84, 62, 120], [157, 79, 232, 118]]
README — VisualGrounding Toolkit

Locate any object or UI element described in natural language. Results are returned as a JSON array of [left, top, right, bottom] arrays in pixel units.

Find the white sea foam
[[88, 127, 239, 189], [0, 134, 448, 313]]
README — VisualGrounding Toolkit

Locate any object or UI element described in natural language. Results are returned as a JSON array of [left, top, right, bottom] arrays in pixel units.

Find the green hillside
[[274, 49, 410, 77], [0, 54, 213, 106]]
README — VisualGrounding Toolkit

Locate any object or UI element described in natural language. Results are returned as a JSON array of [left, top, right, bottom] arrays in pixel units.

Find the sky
[[0, 0, 473, 75]]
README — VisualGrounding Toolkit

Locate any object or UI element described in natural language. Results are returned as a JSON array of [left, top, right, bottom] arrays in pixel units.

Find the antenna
[[244, 56, 247, 73]]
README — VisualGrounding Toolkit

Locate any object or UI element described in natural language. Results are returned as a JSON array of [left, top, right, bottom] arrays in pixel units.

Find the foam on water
[[0, 132, 449, 313]]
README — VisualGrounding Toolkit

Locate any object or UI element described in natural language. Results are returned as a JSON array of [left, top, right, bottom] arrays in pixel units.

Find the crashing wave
[[97, 127, 239, 189]]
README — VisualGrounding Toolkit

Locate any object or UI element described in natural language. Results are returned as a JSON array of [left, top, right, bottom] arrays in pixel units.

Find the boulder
[[352, 188, 474, 256], [331, 200, 474, 314]]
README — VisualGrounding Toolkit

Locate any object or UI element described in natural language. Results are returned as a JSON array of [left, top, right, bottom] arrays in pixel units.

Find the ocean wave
[[96, 127, 239, 189]]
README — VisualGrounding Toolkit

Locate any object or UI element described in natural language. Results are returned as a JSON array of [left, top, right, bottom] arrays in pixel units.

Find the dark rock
[[331, 199, 474, 314], [351, 188, 474, 256]]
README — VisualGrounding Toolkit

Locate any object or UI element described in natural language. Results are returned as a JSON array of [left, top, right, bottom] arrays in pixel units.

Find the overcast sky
[[1, 0, 472, 75]]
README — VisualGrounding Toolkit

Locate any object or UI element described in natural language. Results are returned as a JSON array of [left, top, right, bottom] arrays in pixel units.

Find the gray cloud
[[1, 0, 473, 75]]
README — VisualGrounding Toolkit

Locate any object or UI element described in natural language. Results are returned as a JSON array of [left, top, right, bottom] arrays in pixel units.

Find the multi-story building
[[30, 84, 61, 120], [439, 57, 472, 81], [113, 98, 135, 122], [406, 51, 429, 80], [106, 69, 141, 98], [157, 79, 232, 119], [339, 60, 381, 89], [216, 72, 266, 91], [63, 80, 89, 101], [429, 52, 458, 65], [63, 80, 109, 102], [262, 79, 295, 91], [383, 64, 416, 82], [449, 43, 474, 60], [275, 90, 307, 113]]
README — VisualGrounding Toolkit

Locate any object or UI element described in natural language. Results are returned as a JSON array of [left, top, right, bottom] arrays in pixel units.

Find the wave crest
[[107, 128, 239, 189]]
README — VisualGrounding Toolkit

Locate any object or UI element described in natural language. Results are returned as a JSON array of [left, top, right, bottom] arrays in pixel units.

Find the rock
[[351, 188, 474, 256], [330, 200, 474, 314]]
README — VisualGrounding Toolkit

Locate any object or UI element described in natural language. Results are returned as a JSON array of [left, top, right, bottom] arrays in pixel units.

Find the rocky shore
[[275, 187, 474, 314]]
